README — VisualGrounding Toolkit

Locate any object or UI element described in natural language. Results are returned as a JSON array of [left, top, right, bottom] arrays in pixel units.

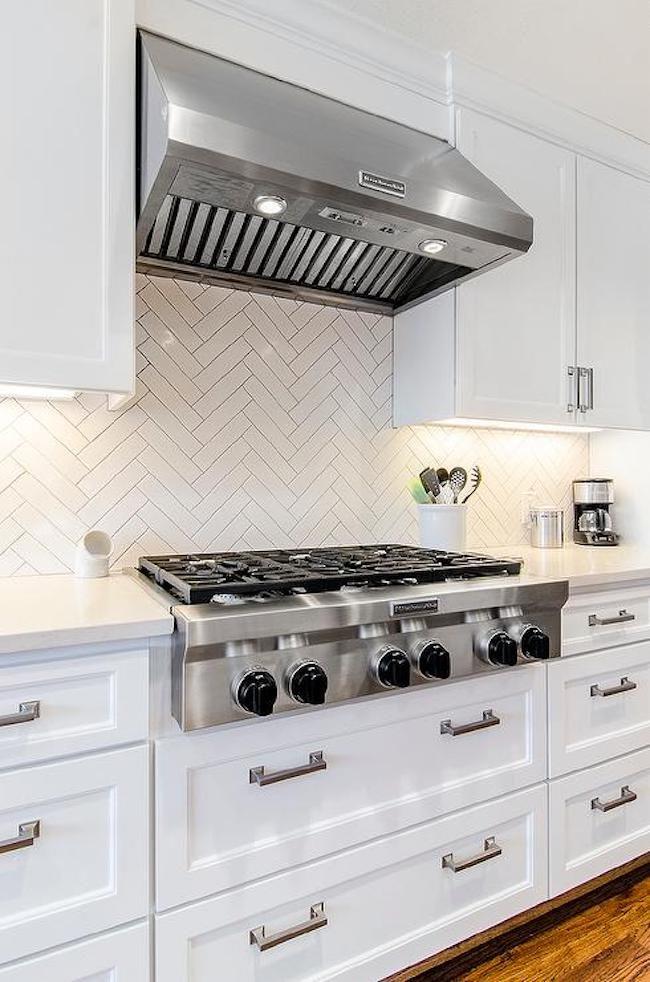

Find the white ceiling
[[323, 0, 650, 145]]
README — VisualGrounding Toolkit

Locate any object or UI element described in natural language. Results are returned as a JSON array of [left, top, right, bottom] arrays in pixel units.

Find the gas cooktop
[[138, 544, 522, 604]]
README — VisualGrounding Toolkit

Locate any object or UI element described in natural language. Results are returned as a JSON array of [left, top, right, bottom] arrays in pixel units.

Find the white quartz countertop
[[0, 572, 173, 655], [491, 544, 650, 590]]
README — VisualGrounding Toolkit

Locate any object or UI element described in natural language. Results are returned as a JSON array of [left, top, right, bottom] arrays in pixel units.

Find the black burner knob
[[376, 646, 410, 688], [520, 626, 550, 661], [486, 631, 518, 667], [289, 662, 328, 705], [416, 641, 451, 680], [236, 669, 278, 716]]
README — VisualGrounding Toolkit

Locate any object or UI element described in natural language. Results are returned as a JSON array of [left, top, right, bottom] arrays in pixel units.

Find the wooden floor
[[433, 874, 650, 981]]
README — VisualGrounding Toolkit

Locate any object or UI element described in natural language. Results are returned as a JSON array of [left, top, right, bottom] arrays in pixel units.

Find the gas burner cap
[[210, 593, 247, 606]]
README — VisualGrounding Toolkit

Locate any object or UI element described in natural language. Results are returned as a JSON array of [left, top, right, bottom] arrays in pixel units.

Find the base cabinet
[[155, 786, 547, 982], [549, 747, 650, 896], [0, 922, 149, 981], [155, 668, 546, 909], [0, 746, 149, 965]]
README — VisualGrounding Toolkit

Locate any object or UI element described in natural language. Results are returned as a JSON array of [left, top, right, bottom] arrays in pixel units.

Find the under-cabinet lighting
[[0, 384, 77, 401], [436, 417, 602, 434]]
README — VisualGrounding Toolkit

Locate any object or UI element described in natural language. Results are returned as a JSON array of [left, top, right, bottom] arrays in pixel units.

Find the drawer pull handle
[[250, 902, 327, 951], [590, 677, 637, 698], [588, 610, 635, 627], [440, 710, 500, 737], [250, 751, 326, 787], [592, 785, 638, 812], [0, 820, 40, 855], [0, 701, 40, 728], [442, 836, 502, 873]]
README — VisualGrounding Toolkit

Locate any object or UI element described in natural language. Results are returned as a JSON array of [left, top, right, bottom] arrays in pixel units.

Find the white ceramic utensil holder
[[417, 504, 467, 551], [75, 530, 113, 578]]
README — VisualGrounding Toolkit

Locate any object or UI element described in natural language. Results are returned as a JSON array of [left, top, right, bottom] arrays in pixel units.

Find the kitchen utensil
[[461, 465, 482, 504], [419, 467, 441, 501], [434, 467, 455, 504], [408, 477, 431, 504], [449, 466, 467, 503], [529, 506, 564, 549]]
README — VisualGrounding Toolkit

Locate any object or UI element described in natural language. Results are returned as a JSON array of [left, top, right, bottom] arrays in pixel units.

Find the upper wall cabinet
[[576, 158, 650, 430], [394, 108, 577, 428], [0, 1, 134, 394]]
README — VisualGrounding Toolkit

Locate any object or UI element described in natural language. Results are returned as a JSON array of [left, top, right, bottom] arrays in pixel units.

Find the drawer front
[[156, 667, 545, 908], [0, 746, 149, 965], [156, 785, 547, 982], [563, 586, 650, 656], [0, 921, 149, 981], [548, 642, 650, 776], [549, 747, 650, 896], [0, 649, 148, 769]]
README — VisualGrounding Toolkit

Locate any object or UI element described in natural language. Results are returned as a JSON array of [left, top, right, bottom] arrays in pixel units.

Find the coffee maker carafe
[[573, 479, 619, 546]]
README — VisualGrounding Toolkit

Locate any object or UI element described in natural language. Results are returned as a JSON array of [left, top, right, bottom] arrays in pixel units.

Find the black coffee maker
[[572, 479, 619, 546]]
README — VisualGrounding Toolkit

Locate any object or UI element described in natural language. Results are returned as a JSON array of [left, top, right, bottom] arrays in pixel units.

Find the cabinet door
[[0, 1, 134, 394], [0, 922, 149, 981], [577, 158, 650, 429], [455, 109, 576, 426], [0, 746, 148, 964]]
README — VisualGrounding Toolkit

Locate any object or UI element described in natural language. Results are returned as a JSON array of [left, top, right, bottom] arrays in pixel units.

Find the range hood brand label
[[391, 598, 439, 616], [359, 170, 406, 198]]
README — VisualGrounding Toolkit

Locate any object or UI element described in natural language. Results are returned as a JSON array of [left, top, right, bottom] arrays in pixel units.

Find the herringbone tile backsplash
[[0, 275, 588, 574]]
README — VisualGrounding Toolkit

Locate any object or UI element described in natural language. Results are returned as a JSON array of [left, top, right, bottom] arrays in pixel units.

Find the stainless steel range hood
[[136, 32, 533, 314]]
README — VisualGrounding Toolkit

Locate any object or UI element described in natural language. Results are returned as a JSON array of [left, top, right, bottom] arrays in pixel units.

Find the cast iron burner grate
[[138, 545, 522, 604]]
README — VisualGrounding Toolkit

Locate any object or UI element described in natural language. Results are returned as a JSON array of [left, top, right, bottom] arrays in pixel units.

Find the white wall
[[591, 431, 650, 545], [323, 0, 650, 144]]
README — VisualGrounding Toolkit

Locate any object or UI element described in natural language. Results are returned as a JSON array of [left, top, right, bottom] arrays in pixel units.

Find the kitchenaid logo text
[[358, 171, 406, 198], [391, 598, 439, 616]]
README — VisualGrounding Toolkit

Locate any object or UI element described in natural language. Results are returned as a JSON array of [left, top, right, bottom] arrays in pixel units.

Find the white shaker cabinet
[[1, 1, 134, 394], [576, 157, 650, 430], [394, 108, 576, 428]]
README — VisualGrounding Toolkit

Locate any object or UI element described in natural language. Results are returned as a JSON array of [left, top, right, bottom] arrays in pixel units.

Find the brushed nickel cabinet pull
[[0, 820, 40, 855], [440, 709, 500, 737], [250, 902, 327, 951], [590, 677, 637, 698], [250, 751, 326, 787], [442, 836, 502, 873], [591, 785, 637, 813], [0, 701, 40, 728], [566, 365, 577, 413], [588, 610, 635, 627]]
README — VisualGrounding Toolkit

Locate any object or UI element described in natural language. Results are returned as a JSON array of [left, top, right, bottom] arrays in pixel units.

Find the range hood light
[[253, 194, 288, 217], [419, 239, 447, 255]]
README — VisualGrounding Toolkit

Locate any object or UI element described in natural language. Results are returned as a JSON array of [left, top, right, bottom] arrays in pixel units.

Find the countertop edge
[[0, 614, 175, 656]]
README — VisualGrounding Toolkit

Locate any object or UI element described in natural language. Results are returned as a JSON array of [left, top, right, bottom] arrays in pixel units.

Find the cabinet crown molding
[[147, 0, 650, 180]]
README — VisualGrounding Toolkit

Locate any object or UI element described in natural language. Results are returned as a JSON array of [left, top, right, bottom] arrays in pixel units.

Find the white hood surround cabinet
[[0, 274, 587, 574]]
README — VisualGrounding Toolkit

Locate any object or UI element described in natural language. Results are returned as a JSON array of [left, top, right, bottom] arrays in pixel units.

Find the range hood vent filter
[[141, 195, 470, 309]]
